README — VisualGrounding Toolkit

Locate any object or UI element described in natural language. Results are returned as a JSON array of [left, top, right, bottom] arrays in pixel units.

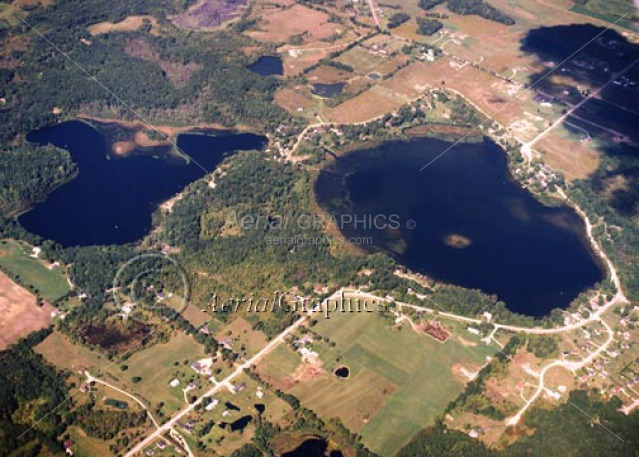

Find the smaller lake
[[311, 82, 346, 98], [247, 55, 283, 76], [20, 121, 266, 246]]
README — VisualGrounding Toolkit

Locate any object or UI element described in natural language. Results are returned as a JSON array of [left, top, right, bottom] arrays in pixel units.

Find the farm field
[[35, 330, 107, 374], [259, 311, 495, 456], [0, 270, 54, 350], [325, 85, 406, 123], [246, 3, 343, 44], [537, 126, 600, 180], [0, 239, 69, 302], [125, 331, 209, 415]]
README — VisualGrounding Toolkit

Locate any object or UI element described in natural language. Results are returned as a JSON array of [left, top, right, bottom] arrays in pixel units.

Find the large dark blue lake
[[315, 137, 605, 315], [20, 121, 266, 246]]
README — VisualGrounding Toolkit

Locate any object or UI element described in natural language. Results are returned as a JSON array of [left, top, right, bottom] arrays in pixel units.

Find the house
[[191, 358, 214, 376], [533, 93, 554, 107], [205, 399, 219, 411], [157, 441, 167, 450], [233, 382, 246, 394], [296, 335, 313, 346], [63, 441, 74, 456]]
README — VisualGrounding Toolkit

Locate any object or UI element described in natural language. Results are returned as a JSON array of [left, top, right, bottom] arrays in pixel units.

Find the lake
[[315, 137, 604, 316], [247, 55, 283, 76], [20, 121, 266, 246]]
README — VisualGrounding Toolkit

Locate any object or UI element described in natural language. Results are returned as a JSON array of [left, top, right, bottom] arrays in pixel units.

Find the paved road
[[367, 0, 382, 28], [124, 313, 308, 456]]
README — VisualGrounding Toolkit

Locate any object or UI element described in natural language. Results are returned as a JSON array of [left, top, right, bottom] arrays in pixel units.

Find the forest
[[0, 143, 77, 217], [387, 13, 411, 29], [416, 17, 444, 36], [0, 329, 70, 456], [418, 0, 515, 25], [0, 0, 287, 143]]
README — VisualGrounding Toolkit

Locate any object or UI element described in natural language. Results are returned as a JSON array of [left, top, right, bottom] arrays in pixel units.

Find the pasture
[[258, 311, 495, 455], [125, 331, 209, 415], [0, 239, 69, 302], [35, 330, 107, 373]]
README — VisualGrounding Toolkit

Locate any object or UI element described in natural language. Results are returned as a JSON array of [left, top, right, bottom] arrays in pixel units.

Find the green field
[[289, 312, 496, 456], [0, 239, 70, 302], [65, 425, 113, 457], [125, 332, 209, 416], [571, 1, 638, 32]]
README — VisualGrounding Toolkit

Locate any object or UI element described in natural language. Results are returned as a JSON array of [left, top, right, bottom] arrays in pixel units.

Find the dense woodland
[[416, 17, 444, 36], [387, 12, 411, 29], [0, 0, 287, 143], [0, 144, 76, 217], [0, 330, 70, 456], [418, 0, 515, 25]]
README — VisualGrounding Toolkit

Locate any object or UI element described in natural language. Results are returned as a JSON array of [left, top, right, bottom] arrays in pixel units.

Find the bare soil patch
[[274, 86, 316, 117], [537, 131, 599, 180], [326, 86, 404, 123], [380, 61, 433, 98], [247, 4, 342, 44], [306, 65, 352, 84], [87, 16, 159, 36], [0, 270, 53, 350], [172, 0, 248, 31]]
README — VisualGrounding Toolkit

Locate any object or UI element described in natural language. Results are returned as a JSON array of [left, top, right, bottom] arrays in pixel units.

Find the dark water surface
[[247, 55, 283, 76], [282, 438, 343, 457], [315, 137, 605, 316], [311, 82, 346, 97], [20, 121, 266, 246]]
